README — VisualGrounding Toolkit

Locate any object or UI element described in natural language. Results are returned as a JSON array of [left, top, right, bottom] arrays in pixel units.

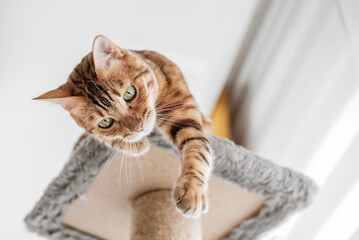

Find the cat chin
[[110, 131, 149, 143], [125, 134, 148, 143], [124, 151, 146, 157]]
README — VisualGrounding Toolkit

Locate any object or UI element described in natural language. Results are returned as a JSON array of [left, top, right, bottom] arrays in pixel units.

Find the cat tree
[[25, 129, 317, 240]]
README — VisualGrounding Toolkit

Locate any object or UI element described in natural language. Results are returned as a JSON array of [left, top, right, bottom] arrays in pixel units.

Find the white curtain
[[228, 0, 359, 239]]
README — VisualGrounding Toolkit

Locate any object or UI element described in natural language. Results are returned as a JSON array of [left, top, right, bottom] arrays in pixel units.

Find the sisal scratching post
[[131, 190, 201, 240]]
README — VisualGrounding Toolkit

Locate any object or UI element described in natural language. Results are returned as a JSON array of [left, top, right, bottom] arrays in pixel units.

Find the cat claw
[[173, 177, 208, 218]]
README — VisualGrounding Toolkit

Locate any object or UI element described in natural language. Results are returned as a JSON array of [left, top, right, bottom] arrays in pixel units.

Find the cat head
[[34, 35, 158, 145]]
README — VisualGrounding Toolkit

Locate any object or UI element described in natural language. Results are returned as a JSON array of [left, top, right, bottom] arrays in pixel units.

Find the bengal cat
[[35, 35, 212, 218]]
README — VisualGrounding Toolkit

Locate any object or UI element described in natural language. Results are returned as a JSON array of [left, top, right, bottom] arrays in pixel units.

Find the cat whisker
[[133, 144, 145, 182], [118, 142, 128, 192], [155, 119, 176, 127], [155, 89, 180, 107], [100, 149, 117, 183], [156, 113, 198, 119], [136, 158, 145, 182], [80, 114, 97, 127], [139, 154, 151, 177], [156, 117, 199, 125], [155, 94, 191, 110], [155, 118, 200, 129], [155, 84, 188, 100], [154, 62, 164, 73], [153, 87, 180, 101], [100, 69, 118, 92], [82, 135, 94, 151], [141, 77, 149, 94], [156, 104, 195, 113], [125, 145, 130, 190], [134, 143, 151, 177], [154, 88, 169, 96], [156, 104, 188, 111], [156, 106, 193, 114], [156, 101, 195, 110], [83, 103, 98, 113], [156, 102, 185, 111], [101, 69, 113, 86], [129, 143, 133, 186], [157, 112, 196, 117]]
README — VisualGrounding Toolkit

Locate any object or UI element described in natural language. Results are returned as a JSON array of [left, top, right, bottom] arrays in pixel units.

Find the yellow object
[[211, 88, 232, 139]]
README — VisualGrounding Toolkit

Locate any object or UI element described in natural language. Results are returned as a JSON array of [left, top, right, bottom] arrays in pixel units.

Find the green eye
[[98, 117, 114, 128], [123, 85, 136, 101]]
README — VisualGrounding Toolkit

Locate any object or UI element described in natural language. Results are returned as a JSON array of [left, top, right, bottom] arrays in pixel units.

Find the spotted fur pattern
[[35, 35, 213, 218]]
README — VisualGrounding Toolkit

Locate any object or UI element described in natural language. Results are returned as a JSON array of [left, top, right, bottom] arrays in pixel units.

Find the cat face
[[35, 36, 158, 145]]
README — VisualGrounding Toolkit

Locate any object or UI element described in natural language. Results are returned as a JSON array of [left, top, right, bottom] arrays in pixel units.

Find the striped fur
[[36, 36, 213, 218]]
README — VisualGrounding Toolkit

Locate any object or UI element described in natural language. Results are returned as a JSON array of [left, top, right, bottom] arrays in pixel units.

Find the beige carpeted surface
[[62, 145, 265, 240]]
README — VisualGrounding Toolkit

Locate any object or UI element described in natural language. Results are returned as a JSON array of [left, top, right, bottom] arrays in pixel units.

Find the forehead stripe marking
[[74, 67, 115, 110]]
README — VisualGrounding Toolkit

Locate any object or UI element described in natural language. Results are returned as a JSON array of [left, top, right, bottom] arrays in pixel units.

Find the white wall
[[229, 0, 359, 239], [0, 0, 259, 239]]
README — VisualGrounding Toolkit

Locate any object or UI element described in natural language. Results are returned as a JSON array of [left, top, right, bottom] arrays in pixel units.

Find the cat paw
[[173, 176, 208, 218]]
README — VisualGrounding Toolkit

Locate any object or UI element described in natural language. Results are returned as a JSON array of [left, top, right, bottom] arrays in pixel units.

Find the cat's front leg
[[164, 122, 212, 218]]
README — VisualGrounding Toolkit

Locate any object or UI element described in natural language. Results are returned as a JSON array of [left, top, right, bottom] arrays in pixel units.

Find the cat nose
[[133, 120, 143, 132]]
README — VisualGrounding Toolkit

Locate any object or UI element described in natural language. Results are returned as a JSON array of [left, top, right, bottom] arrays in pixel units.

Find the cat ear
[[33, 84, 84, 112], [92, 35, 124, 79]]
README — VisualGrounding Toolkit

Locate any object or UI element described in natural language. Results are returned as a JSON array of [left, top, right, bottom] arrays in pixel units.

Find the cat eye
[[123, 85, 136, 101], [98, 117, 114, 128]]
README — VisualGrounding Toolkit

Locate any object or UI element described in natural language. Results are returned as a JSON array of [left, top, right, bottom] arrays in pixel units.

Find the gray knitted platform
[[24, 129, 317, 240]]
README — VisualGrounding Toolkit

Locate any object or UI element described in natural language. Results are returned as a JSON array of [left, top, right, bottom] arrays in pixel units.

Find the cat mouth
[[126, 126, 152, 143], [124, 117, 155, 143], [126, 132, 147, 142]]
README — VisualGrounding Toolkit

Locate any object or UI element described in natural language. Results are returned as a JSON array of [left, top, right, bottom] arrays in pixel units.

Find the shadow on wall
[[226, 0, 271, 147]]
